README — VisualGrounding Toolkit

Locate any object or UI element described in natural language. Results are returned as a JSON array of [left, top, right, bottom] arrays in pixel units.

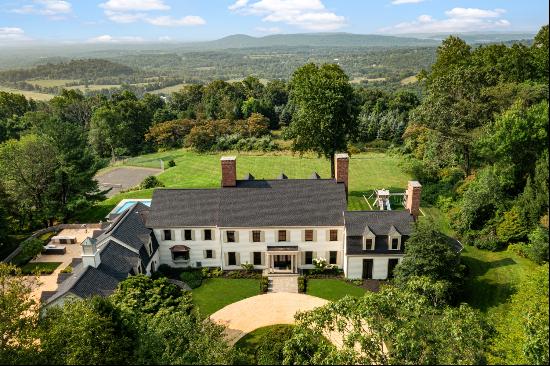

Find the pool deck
[[108, 199, 152, 218]]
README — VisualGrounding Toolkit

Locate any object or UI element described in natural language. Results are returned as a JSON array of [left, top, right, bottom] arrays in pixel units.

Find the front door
[[273, 255, 292, 271], [362, 259, 373, 279], [388, 259, 399, 279]]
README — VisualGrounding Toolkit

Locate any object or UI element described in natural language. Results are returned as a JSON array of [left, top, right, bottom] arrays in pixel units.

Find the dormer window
[[278, 230, 287, 242], [364, 238, 375, 251], [388, 226, 401, 250]]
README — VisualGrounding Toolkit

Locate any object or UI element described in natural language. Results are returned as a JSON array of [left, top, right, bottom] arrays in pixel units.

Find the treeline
[[403, 25, 549, 269], [0, 59, 134, 82]]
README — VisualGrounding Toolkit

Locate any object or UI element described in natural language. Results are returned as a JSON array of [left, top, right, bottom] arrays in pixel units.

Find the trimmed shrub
[[140, 175, 164, 189], [179, 271, 202, 289], [225, 270, 261, 279], [260, 276, 269, 293], [297, 276, 306, 293], [201, 267, 223, 279], [167, 160, 176, 168], [241, 262, 254, 271], [526, 226, 549, 264], [60, 265, 73, 274], [256, 325, 294, 365]]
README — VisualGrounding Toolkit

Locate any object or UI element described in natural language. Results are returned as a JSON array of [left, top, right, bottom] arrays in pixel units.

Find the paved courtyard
[[94, 166, 162, 197], [210, 292, 328, 345], [27, 228, 93, 302]]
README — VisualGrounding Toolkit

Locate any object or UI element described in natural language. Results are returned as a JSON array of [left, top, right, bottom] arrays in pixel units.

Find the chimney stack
[[335, 153, 349, 197], [406, 181, 422, 220], [221, 156, 237, 187]]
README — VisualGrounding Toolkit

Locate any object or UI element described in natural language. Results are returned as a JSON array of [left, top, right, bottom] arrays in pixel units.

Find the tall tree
[[287, 63, 358, 177]]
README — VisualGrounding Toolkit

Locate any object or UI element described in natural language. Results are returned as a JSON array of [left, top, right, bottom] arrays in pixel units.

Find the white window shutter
[[326, 230, 330, 242], [236, 253, 241, 265], [234, 231, 239, 243], [200, 230, 205, 241], [260, 231, 265, 242], [203, 250, 207, 259], [191, 230, 195, 241], [224, 252, 228, 265], [312, 230, 317, 242], [301, 230, 305, 242], [223, 231, 228, 243], [248, 231, 253, 242], [261, 252, 265, 265], [212, 250, 216, 259]]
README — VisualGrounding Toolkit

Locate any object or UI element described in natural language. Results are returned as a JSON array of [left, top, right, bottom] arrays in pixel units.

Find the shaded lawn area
[[306, 279, 366, 301], [234, 324, 294, 365], [20, 262, 62, 275], [192, 278, 260, 316], [75, 150, 411, 223]]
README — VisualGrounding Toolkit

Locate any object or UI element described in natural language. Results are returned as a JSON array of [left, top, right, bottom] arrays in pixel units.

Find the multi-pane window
[[253, 252, 262, 265], [184, 230, 192, 240], [205, 250, 213, 259], [329, 251, 337, 265], [278, 230, 287, 242], [228, 252, 237, 266], [163, 230, 172, 240], [227, 231, 236, 243], [365, 238, 374, 250], [391, 238, 399, 250], [329, 230, 338, 241], [252, 231, 261, 243], [204, 229, 212, 241], [305, 251, 313, 265], [305, 230, 314, 242], [172, 251, 189, 261]]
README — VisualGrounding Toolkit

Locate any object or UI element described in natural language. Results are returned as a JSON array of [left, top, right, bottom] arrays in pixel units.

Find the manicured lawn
[[306, 279, 366, 301], [192, 278, 260, 316], [76, 150, 411, 222], [20, 262, 62, 275]]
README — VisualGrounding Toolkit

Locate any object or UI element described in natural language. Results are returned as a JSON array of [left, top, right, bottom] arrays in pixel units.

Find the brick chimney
[[221, 156, 236, 187], [335, 153, 349, 197], [406, 181, 422, 220]]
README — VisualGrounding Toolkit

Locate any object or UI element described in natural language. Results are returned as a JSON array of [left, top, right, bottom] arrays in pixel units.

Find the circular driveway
[[210, 293, 328, 345]]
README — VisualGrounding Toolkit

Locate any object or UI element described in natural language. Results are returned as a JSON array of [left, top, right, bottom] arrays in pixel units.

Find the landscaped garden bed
[[20, 262, 62, 275]]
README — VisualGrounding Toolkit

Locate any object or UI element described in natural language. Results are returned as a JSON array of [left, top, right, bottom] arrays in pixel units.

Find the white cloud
[[229, 0, 249, 11], [146, 15, 206, 27], [99, 0, 205, 27], [230, 0, 346, 31], [380, 7, 511, 33], [87, 34, 144, 43], [13, 0, 72, 19], [0, 27, 30, 41], [99, 0, 169, 11], [391, 0, 424, 4]]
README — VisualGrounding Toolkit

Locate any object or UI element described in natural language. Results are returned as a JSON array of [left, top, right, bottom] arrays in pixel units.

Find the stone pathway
[[268, 275, 298, 293], [210, 293, 328, 345]]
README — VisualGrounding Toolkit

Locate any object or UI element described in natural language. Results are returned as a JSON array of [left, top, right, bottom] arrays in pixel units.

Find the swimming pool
[[114, 199, 152, 214]]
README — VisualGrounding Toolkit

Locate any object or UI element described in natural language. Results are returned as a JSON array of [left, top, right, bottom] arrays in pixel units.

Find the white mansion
[[45, 153, 422, 307]]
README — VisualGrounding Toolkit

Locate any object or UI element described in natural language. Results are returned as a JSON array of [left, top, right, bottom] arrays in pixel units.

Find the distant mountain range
[[177, 32, 536, 50]]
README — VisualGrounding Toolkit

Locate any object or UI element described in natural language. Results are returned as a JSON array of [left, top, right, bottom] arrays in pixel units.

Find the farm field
[[400, 75, 418, 85], [350, 76, 387, 84], [67, 84, 121, 91], [151, 83, 187, 94], [0, 85, 54, 101], [29, 79, 76, 87]]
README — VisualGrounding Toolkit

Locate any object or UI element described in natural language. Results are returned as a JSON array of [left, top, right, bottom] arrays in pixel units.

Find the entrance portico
[[266, 246, 299, 274]]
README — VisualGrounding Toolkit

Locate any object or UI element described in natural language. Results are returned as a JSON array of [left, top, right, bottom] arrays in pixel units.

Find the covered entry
[[266, 246, 299, 274]]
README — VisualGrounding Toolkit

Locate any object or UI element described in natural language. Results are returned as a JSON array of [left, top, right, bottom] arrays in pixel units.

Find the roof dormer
[[388, 225, 402, 250], [362, 225, 376, 250]]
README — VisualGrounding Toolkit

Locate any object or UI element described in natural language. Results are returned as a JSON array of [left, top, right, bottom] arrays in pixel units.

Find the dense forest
[[0, 26, 548, 365]]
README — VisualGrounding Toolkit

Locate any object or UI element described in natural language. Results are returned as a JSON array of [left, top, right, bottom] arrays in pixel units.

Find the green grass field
[[151, 83, 188, 95], [78, 150, 411, 222], [192, 278, 260, 316], [29, 79, 76, 87], [306, 279, 366, 301]]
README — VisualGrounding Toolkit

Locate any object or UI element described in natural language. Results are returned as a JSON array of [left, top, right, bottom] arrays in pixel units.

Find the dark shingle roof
[[97, 241, 140, 280], [344, 210, 414, 236], [147, 179, 347, 228], [110, 202, 152, 251]]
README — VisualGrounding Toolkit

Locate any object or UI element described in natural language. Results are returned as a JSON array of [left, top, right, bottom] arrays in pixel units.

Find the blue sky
[[0, 0, 548, 44]]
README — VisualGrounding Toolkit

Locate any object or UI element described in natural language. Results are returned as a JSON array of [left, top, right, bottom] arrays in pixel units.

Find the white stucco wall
[[346, 255, 403, 280]]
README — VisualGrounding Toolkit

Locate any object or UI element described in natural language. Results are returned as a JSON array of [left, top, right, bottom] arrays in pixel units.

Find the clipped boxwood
[[260, 276, 269, 293], [179, 270, 202, 289]]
